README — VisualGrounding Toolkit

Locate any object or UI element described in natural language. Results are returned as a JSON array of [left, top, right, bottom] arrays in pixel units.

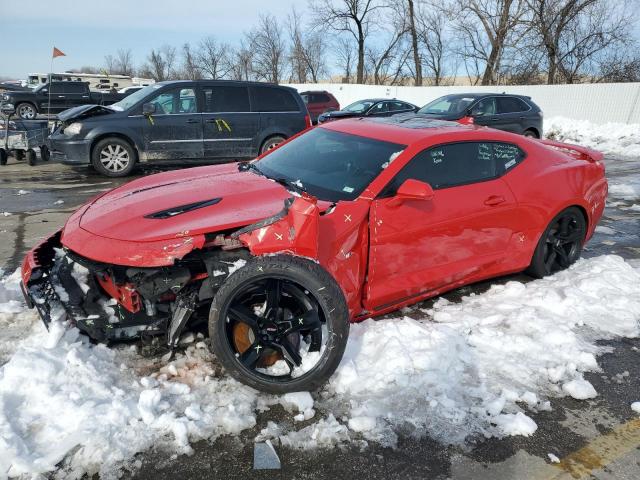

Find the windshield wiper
[[272, 177, 307, 194], [239, 161, 265, 177]]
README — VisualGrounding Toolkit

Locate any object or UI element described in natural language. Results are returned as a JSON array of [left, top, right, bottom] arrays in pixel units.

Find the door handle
[[484, 195, 506, 206], [186, 119, 200, 124], [205, 118, 217, 124], [58, 95, 66, 98]]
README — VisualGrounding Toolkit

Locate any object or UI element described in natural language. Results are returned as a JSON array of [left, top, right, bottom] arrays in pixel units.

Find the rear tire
[[209, 254, 350, 394], [91, 137, 136, 177], [0, 149, 7, 165], [26, 149, 37, 166], [523, 129, 539, 138], [260, 135, 286, 155], [526, 207, 587, 278]]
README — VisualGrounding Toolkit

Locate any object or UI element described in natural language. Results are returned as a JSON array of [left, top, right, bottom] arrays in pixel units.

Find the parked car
[[48, 80, 311, 177], [21, 116, 607, 393], [0, 81, 128, 120], [414, 93, 543, 138], [317, 98, 418, 123], [300, 90, 340, 123]]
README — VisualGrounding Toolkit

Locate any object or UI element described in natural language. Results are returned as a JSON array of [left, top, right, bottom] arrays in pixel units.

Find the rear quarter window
[[252, 87, 299, 112]]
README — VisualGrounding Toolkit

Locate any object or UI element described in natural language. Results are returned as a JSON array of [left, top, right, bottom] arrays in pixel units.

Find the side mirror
[[142, 102, 156, 116], [40, 88, 48, 94], [388, 179, 434, 207], [1, 103, 16, 115]]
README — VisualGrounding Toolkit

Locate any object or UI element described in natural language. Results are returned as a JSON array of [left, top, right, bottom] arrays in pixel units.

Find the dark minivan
[[415, 93, 543, 138], [48, 80, 311, 176]]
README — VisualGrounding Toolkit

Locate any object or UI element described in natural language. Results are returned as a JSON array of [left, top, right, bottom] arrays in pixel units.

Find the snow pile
[[544, 117, 640, 158], [0, 255, 639, 477], [322, 255, 640, 446], [0, 323, 262, 478]]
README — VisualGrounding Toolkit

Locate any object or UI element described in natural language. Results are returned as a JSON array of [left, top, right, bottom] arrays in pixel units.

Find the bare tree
[[596, 49, 640, 83], [335, 37, 356, 82], [311, 0, 382, 83], [527, 0, 633, 84], [197, 36, 232, 79], [406, 0, 422, 85], [229, 42, 255, 81], [366, 1, 410, 85], [288, 8, 328, 83], [248, 14, 287, 83], [182, 43, 202, 80], [104, 49, 134, 76], [142, 45, 178, 81], [453, 0, 527, 85], [415, 1, 452, 85]]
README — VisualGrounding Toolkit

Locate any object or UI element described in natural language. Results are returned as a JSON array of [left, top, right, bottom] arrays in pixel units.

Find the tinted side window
[[65, 83, 86, 93], [471, 98, 496, 116], [389, 101, 411, 112], [383, 142, 499, 194], [252, 87, 299, 112], [202, 86, 250, 112], [49, 83, 65, 94], [493, 142, 526, 172], [369, 102, 389, 114], [316, 93, 330, 103], [497, 97, 529, 113]]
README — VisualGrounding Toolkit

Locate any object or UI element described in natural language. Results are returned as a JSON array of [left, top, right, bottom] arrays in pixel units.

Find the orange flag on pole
[[52, 47, 66, 58]]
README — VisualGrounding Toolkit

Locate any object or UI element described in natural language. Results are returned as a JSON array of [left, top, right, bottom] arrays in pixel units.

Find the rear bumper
[[48, 134, 92, 164]]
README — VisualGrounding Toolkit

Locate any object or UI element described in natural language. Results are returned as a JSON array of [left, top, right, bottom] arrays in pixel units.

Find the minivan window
[[252, 87, 298, 112], [110, 84, 161, 111], [149, 88, 197, 114], [202, 86, 250, 112]]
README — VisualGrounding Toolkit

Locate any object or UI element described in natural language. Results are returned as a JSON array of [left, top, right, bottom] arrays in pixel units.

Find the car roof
[[300, 90, 332, 94], [318, 116, 517, 145], [436, 92, 532, 100]]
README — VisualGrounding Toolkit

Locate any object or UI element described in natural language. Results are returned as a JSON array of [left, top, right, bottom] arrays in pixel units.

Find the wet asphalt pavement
[[0, 153, 639, 479]]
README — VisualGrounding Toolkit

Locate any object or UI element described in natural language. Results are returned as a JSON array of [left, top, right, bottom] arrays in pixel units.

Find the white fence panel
[[286, 82, 640, 125]]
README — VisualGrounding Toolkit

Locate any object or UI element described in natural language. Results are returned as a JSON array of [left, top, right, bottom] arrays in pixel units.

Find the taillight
[[304, 114, 312, 128]]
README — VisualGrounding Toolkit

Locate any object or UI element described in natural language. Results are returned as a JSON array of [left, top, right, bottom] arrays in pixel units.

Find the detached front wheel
[[209, 255, 349, 394]]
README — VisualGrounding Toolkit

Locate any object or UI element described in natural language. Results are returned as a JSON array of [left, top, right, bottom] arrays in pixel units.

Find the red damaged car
[[21, 117, 607, 393]]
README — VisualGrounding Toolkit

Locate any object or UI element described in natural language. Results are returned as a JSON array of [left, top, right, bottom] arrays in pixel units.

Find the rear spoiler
[[538, 139, 604, 163]]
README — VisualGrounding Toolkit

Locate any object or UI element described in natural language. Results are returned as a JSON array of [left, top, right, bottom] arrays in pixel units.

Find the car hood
[[77, 164, 297, 242], [412, 111, 463, 121], [57, 104, 116, 122], [321, 110, 357, 119]]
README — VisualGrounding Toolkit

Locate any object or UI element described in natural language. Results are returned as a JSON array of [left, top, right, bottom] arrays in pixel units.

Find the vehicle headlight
[[65, 122, 83, 135]]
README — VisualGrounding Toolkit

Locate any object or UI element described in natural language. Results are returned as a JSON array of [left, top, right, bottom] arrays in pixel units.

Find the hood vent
[[145, 197, 222, 219]]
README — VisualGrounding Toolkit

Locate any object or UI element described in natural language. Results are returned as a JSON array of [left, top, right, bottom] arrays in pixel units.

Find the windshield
[[255, 128, 405, 202], [344, 100, 375, 113], [110, 84, 161, 111], [418, 95, 477, 115]]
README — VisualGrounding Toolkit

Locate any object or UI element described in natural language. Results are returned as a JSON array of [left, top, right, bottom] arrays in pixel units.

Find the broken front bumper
[[21, 231, 170, 341]]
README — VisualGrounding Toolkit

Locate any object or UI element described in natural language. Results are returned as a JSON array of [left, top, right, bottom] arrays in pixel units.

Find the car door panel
[[142, 87, 203, 160], [201, 85, 259, 160], [364, 141, 519, 311], [365, 179, 517, 310]]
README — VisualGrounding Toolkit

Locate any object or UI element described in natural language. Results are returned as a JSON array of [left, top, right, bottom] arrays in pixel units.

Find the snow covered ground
[[545, 117, 640, 158], [1, 115, 639, 478], [1, 255, 639, 478]]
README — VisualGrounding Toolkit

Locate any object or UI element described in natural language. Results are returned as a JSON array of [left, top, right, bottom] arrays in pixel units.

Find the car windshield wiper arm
[[272, 177, 307, 194], [239, 161, 265, 177]]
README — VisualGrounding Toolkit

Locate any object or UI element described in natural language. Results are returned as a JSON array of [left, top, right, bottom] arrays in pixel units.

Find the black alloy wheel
[[209, 255, 349, 393], [527, 207, 586, 278]]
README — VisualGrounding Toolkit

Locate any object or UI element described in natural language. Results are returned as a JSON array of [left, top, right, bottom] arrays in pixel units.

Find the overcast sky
[[0, 0, 309, 79]]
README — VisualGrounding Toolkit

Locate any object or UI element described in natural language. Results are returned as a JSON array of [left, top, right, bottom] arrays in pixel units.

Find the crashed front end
[[20, 190, 368, 346], [21, 227, 250, 345]]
